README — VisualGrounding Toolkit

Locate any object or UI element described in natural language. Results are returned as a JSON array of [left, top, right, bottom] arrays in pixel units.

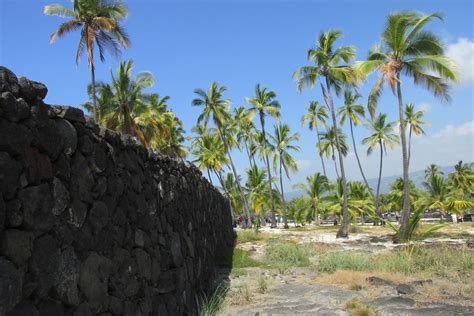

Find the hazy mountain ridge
[[286, 164, 461, 200]]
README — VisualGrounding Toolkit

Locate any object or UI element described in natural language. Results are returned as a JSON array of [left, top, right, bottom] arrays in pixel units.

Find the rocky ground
[[219, 223, 474, 316]]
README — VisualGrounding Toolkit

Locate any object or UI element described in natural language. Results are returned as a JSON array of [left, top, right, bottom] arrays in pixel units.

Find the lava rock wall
[[0, 67, 234, 315]]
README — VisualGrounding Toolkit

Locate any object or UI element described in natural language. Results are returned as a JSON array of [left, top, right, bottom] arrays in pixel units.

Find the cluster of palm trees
[[44, 1, 471, 240]]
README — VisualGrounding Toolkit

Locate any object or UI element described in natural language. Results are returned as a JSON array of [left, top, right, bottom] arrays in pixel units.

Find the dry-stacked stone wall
[[0, 67, 234, 315]]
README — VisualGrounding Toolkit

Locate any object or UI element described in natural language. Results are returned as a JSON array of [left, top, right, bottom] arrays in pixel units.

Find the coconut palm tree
[[192, 133, 229, 184], [301, 101, 329, 177], [354, 11, 458, 240], [192, 82, 252, 227], [293, 30, 356, 237], [246, 84, 281, 228], [405, 103, 429, 165], [319, 127, 349, 178], [233, 106, 258, 168], [425, 164, 443, 180], [362, 113, 399, 219], [271, 124, 300, 228], [349, 181, 376, 223], [293, 173, 329, 225], [420, 174, 473, 221], [245, 165, 270, 227], [338, 89, 373, 195], [388, 178, 420, 212], [44, 0, 130, 120], [324, 178, 368, 221], [449, 161, 474, 195]]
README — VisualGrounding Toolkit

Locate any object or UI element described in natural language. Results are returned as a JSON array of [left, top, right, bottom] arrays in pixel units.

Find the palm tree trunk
[[315, 126, 328, 178], [245, 142, 254, 169], [332, 148, 339, 178], [375, 140, 384, 225], [396, 78, 411, 241], [350, 121, 374, 200], [259, 113, 277, 228], [323, 78, 349, 238], [90, 62, 98, 121], [279, 158, 289, 229], [408, 126, 413, 168], [215, 169, 235, 220], [122, 102, 132, 135], [219, 128, 252, 228], [207, 169, 213, 184]]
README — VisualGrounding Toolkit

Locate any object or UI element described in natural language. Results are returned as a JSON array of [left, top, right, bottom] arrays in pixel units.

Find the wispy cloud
[[446, 38, 474, 84]]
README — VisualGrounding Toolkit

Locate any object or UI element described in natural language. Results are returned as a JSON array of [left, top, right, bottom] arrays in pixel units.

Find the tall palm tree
[[405, 103, 429, 165], [301, 101, 329, 177], [338, 89, 373, 196], [293, 30, 355, 237], [293, 173, 329, 225], [271, 124, 300, 228], [319, 127, 349, 178], [192, 82, 252, 227], [354, 11, 457, 240], [388, 178, 420, 212], [425, 164, 443, 180], [245, 166, 269, 226], [449, 161, 474, 195], [362, 113, 399, 219], [233, 106, 258, 168], [44, 0, 130, 120], [324, 178, 369, 221], [192, 133, 229, 184], [246, 84, 281, 228]]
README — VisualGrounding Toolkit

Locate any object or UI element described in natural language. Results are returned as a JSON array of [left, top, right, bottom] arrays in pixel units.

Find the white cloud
[[296, 159, 316, 171], [446, 38, 474, 84], [418, 103, 431, 113]]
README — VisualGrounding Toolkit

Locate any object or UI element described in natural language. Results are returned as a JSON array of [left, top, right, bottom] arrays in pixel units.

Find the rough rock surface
[[0, 67, 235, 315]]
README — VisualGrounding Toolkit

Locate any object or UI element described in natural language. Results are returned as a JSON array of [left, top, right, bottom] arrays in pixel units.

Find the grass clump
[[345, 299, 375, 316], [229, 284, 252, 305], [232, 248, 260, 269], [318, 251, 374, 273], [196, 283, 228, 316], [256, 275, 269, 293], [265, 240, 311, 273], [236, 230, 271, 244]]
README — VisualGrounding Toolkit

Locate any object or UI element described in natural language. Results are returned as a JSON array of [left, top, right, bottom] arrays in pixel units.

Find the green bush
[[317, 251, 374, 273], [232, 248, 260, 269], [265, 241, 311, 272]]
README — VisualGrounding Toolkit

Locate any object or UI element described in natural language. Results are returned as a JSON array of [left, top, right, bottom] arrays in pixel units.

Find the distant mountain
[[285, 164, 459, 200]]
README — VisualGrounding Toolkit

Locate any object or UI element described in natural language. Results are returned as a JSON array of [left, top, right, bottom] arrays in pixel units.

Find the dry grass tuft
[[315, 270, 414, 289]]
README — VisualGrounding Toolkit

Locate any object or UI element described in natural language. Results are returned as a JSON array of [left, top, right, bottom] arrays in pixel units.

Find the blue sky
[[1, 0, 473, 189]]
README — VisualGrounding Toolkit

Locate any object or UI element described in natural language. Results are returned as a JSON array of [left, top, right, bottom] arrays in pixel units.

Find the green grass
[[316, 246, 473, 279], [318, 251, 374, 273], [196, 283, 228, 316], [236, 230, 272, 244], [232, 248, 260, 269], [264, 240, 311, 273]]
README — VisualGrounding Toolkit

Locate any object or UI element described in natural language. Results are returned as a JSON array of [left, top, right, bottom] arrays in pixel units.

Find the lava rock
[[0, 119, 33, 156], [0, 258, 23, 314], [0, 66, 20, 97], [0, 151, 22, 199], [23, 146, 53, 184], [0, 92, 30, 122], [55, 246, 80, 306], [55, 118, 77, 156], [51, 177, 70, 216], [30, 235, 60, 298], [0, 229, 34, 266], [49, 105, 85, 124], [78, 252, 111, 312], [18, 77, 48, 102], [396, 283, 416, 295], [18, 184, 53, 234]]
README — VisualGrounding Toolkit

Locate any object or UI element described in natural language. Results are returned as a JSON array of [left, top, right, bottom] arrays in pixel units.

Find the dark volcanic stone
[[51, 177, 70, 216], [88, 201, 109, 234], [366, 276, 396, 286], [5, 199, 22, 228], [7, 300, 39, 316], [49, 106, 85, 124], [78, 252, 111, 312], [0, 258, 23, 314], [0, 119, 33, 156], [0, 92, 30, 122], [67, 198, 88, 229], [55, 246, 80, 306], [0, 66, 20, 97], [0, 229, 34, 266], [30, 235, 60, 298], [396, 283, 416, 295], [18, 77, 48, 102], [0, 151, 22, 199], [23, 146, 53, 184], [0, 194, 4, 234], [55, 118, 77, 156], [18, 184, 53, 234], [38, 118, 63, 160]]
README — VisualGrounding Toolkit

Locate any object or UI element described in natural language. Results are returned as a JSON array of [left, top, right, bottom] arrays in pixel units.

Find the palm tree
[[192, 82, 252, 227], [388, 178, 420, 212], [44, 0, 130, 120], [425, 164, 443, 180], [293, 173, 329, 225], [192, 133, 229, 184], [349, 181, 376, 223], [362, 113, 399, 219], [324, 178, 369, 222], [449, 161, 474, 195], [338, 89, 373, 195], [271, 124, 300, 228], [246, 84, 281, 228], [245, 166, 269, 227], [319, 127, 349, 178], [301, 101, 329, 177], [293, 30, 355, 238], [233, 106, 258, 168], [405, 103, 429, 165], [421, 174, 473, 221], [354, 11, 457, 240]]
